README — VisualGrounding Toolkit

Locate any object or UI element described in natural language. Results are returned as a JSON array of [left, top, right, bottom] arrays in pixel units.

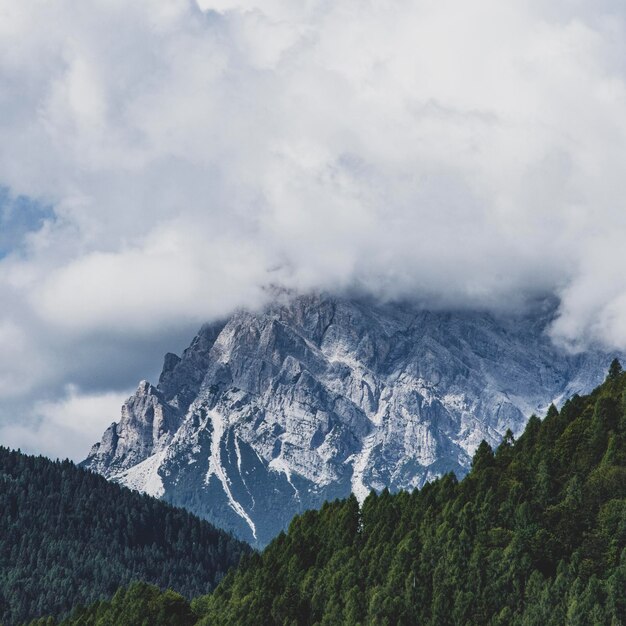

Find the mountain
[[0, 447, 250, 626], [47, 362, 626, 625], [83, 294, 616, 546]]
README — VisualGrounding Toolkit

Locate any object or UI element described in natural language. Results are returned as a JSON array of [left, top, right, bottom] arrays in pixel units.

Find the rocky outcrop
[[83, 294, 616, 546]]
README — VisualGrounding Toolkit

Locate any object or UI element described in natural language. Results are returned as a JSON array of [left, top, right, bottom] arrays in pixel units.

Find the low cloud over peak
[[1, 0, 626, 457]]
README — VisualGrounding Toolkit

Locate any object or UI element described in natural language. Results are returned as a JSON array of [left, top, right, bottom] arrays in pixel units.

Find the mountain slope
[[84, 294, 616, 546], [0, 447, 250, 626], [193, 361, 626, 625]]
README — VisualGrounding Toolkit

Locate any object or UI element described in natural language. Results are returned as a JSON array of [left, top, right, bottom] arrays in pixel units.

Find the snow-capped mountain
[[83, 294, 615, 546]]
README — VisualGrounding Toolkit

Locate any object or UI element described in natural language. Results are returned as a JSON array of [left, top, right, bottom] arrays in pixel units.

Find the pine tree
[[609, 358, 623, 380]]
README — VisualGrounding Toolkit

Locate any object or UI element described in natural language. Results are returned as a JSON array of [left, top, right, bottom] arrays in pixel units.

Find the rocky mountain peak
[[83, 294, 617, 546]]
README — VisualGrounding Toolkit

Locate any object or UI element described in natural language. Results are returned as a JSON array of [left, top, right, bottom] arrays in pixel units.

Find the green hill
[[199, 359, 626, 625], [0, 447, 250, 626], [29, 360, 626, 625]]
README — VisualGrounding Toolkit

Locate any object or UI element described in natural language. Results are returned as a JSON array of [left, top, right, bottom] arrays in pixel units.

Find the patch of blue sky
[[0, 186, 54, 259]]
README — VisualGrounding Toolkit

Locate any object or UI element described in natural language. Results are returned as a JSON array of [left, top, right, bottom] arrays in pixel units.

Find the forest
[[18, 360, 626, 625], [0, 447, 249, 626]]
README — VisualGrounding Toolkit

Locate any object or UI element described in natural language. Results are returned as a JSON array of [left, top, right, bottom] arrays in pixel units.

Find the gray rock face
[[83, 294, 616, 546]]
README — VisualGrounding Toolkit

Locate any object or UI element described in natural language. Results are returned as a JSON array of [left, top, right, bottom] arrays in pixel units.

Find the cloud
[[0, 386, 131, 461], [1, 0, 626, 455]]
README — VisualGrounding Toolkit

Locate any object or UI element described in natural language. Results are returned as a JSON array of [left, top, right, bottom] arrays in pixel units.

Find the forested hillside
[[196, 360, 626, 625], [30, 361, 626, 625], [0, 448, 250, 626]]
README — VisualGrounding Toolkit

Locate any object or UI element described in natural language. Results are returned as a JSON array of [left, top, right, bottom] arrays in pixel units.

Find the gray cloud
[[1, 0, 626, 458]]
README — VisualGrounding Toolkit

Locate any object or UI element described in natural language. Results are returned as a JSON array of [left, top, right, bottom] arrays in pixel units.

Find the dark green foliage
[[609, 358, 623, 380], [32, 582, 195, 626], [0, 448, 250, 625], [194, 364, 626, 625]]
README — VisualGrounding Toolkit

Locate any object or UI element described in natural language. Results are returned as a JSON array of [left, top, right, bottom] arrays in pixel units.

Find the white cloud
[[1, 0, 626, 455], [0, 386, 131, 461]]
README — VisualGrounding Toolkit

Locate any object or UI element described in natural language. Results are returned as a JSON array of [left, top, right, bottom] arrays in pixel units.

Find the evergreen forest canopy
[[0, 447, 250, 626], [24, 360, 626, 625]]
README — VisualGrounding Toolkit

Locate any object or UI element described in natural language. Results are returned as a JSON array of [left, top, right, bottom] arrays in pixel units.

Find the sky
[[1, 0, 626, 460]]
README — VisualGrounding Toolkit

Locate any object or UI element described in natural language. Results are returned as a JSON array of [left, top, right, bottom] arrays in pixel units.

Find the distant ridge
[[0, 447, 250, 626]]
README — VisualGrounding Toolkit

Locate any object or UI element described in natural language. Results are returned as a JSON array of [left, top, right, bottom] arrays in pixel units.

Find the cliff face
[[83, 294, 614, 546]]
